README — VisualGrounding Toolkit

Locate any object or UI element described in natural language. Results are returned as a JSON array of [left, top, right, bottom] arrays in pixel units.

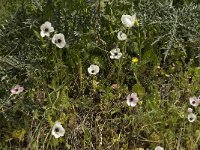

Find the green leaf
[[142, 49, 157, 65], [33, 30, 42, 40], [12, 129, 26, 139], [133, 42, 139, 55], [132, 84, 145, 98]]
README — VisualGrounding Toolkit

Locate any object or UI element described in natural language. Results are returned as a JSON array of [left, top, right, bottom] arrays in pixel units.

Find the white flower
[[88, 64, 100, 75], [117, 31, 127, 41], [40, 21, 54, 37], [155, 146, 164, 150], [126, 93, 139, 107], [187, 108, 193, 113], [189, 96, 200, 107], [10, 85, 24, 94], [52, 121, 65, 138], [188, 113, 197, 123], [110, 48, 122, 59], [52, 33, 66, 48], [121, 14, 136, 28]]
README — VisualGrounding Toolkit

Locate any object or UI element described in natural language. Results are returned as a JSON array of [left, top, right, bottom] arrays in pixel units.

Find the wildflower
[[126, 92, 139, 107], [155, 146, 164, 150], [117, 31, 127, 41], [121, 14, 136, 28], [189, 96, 200, 107], [52, 33, 66, 48], [11, 85, 24, 94], [40, 21, 54, 37], [88, 64, 100, 75], [132, 57, 139, 63], [187, 108, 193, 113], [188, 113, 197, 123], [134, 18, 139, 26], [52, 121, 65, 138], [110, 48, 122, 59]]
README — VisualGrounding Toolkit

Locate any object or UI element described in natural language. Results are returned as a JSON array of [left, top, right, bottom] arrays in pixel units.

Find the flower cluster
[[86, 14, 140, 108], [87, 14, 137, 73], [39, 16, 139, 139], [187, 96, 199, 122], [40, 21, 66, 48]]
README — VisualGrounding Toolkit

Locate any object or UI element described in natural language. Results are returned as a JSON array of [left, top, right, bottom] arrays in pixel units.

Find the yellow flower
[[132, 57, 139, 63], [134, 18, 139, 26]]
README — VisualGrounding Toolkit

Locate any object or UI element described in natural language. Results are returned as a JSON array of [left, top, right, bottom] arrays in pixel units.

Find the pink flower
[[187, 108, 193, 113], [126, 93, 139, 107], [11, 85, 24, 94], [189, 96, 200, 107]]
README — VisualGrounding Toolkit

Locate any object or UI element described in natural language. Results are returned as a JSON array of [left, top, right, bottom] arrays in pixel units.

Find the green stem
[[118, 28, 130, 85], [79, 58, 83, 95], [117, 60, 121, 85], [133, 69, 140, 84], [137, 26, 141, 60], [123, 28, 130, 55]]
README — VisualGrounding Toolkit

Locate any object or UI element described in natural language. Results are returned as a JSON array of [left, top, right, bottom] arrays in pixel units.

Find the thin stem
[[117, 60, 121, 86], [79, 58, 83, 95], [118, 28, 130, 85], [137, 26, 142, 60], [133, 69, 140, 84]]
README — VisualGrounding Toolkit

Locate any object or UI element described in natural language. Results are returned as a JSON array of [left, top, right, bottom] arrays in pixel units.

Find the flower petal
[[127, 100, 131, 106], [131, 93, 137, 97], [155, 146, 164, 150], [130, 102, 137, 107], [40, 31, 45, 37]]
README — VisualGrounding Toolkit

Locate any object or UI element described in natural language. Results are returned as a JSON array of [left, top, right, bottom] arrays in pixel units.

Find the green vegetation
[[0, 0, 200, 149]]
